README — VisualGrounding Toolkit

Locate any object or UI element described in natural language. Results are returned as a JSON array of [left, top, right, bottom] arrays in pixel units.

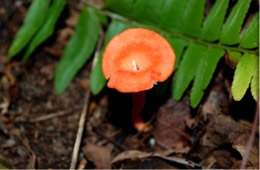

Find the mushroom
[[102, 28, 175, 131]]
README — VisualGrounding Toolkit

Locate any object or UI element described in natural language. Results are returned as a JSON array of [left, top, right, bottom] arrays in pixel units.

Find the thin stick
[[69, 91, 90, 170], [240, 102, 259, 169], [30, 110, 72, 122], [15, 107, 81, 123], [70, 31, 104, 169]]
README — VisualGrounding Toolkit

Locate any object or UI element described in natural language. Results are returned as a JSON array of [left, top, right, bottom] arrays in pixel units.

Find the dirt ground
[[0, 0, 259, 169]]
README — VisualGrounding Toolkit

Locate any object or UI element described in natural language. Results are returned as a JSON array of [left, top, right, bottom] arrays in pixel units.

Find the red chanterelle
[[102, 28, 175, 93], [102, 28, 176, 131]]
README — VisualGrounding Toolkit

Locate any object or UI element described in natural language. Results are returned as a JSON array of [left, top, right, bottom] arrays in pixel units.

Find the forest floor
[[0, 0, 259, 169]]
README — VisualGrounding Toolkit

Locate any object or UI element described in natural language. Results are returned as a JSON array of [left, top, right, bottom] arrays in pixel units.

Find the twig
[[153, 153, 201, 168], [240, 102, 259, 169], [15, 107, 81, 123], [69, 90, 91, 170], [70, 30, 105, 169], [30, 110, 73, 122]]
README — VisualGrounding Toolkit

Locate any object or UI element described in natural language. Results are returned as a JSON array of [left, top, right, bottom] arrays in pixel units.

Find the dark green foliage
[[7, 0, 67, 60], [202, 0, 228, 41], [181, 0, 205, 37], [102, 0, 258, 106], [22, 0, 67, 61], [7, 0, 259, 106], [220, 0, 251, 45], [190, 47, 224, 107], [172, 44, 224, 107], [173, 43, 203, 101], [240, 13, 259, 49], [7, 0, 50, 58], [54, 8, 102, 93]]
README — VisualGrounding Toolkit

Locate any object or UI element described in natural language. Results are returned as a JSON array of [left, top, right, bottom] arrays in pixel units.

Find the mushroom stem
[[131, 91, 146, 131]]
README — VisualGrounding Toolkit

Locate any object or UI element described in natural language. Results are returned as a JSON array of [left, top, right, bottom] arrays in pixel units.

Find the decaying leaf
[[190, 114, 259, 169], [83, 142, 112, 169], [112, 149, 200, 168], [154, 97, 191, 153], [112, 150, 152, 163]]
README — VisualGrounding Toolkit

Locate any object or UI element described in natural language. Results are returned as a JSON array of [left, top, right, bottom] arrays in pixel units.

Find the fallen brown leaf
[[201, 70, 230, 118], [112, 150, 200, 168], [112, 150, 152, 163], [191, 114, 259, 169], [83, 142, 112, 169], [154, 97, 191, 153], [40, 63, 56, 81], [65, 8, 80, 27]]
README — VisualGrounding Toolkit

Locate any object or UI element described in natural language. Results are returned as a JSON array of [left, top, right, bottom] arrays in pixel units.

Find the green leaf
[[220, 0, 251, 45], [173, 43, 205, 100], [190, 48, 224, 107], [181, 0, 206, 37], [54, 8, 102, 93], [22, 0, 67, 61], [105, 0, 206, 37], [250, 60, 259, 100], [231, 54, 257, 101], [137, 0, 165, 24], [105, 0, 133, 16], [240, 13, 259, 49], [163, 36, 188, 70], [98, 0, 258, 104], [202, 0, 228, 41], [7, 0, 50, 58], [105, 0, 165, 25], [90, 19, 132, 95], [90, 49, 106, 95], [159, 0, 188, 33]]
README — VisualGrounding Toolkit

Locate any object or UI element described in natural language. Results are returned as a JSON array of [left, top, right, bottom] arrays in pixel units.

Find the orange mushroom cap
[[102, 28, 175, 93]]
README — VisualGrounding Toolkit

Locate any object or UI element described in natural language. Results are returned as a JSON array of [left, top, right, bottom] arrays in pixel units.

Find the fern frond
[[240, 13, 259, 49], [93, 0, 258, 106], [202, 0, 228, 41], [220, 0, 251, 45], [231, 54, 258, 101]]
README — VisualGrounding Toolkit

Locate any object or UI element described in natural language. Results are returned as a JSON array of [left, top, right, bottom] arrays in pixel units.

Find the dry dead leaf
[[192, 114, 259, 169], [83, 142, 112, 169], [40, 63, 55, 81], [112, 150, 200, 168], [112, 150, 152, 163], [202, 149, 237, 169], [154, 97, 191, 153], [201, 70, 230, 118], [232, 120, 259, 168], [65, 8, 80, 27], [57, 27, 74, 45]]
